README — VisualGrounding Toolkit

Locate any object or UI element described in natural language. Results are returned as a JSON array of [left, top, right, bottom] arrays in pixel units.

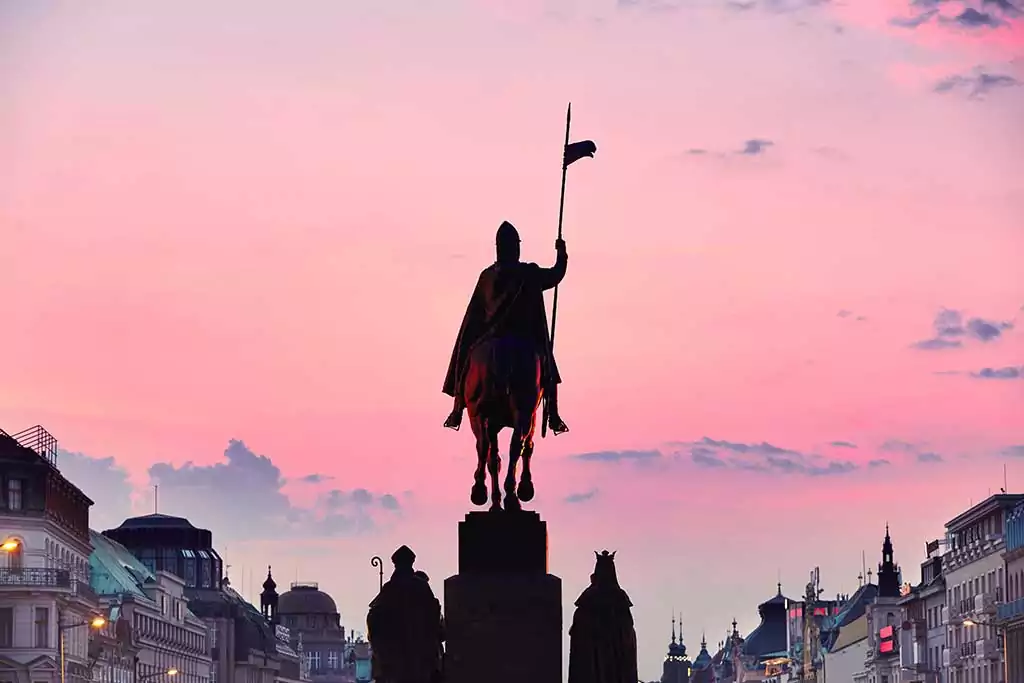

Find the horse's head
[[593, 550, 620, 588]]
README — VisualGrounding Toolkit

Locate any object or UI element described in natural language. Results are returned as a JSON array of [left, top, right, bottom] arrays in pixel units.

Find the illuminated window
[[328, 651, 338, 669]]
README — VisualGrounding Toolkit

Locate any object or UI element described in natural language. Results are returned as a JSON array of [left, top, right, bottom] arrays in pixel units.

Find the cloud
[[830, 441, 858, 448], [299, 473, 332, 484], [917, 451, 944, 463], [868, 459, 892, 468], [740, 139, 774, 155], [1003, 445, 1024, 458], [890, 8, 940, 26], [147, 439, 400, 540], [971, 366, 1023, 379], [55, 450, 136, 531], [680, 437, 856, 476], [573, 449, 662, 463], [879, 440, 945, 464], [912, 308, 1014, 350], [935, 70, 1020, 97], [891, 0, 1021, 29], [837, 310, 853, 318], [564, 489, 599, 504]]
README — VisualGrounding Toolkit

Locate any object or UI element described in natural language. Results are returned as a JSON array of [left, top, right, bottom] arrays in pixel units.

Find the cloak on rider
[[442, 221, 569, 434]]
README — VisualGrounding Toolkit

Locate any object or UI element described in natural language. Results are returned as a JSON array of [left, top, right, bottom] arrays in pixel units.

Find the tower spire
[[671, 613, 677, 644], [878, 523, 901, 597]]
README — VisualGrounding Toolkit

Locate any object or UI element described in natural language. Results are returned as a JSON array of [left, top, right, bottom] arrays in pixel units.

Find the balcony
[[944, 648, 963, 668], [0, 567, 71, 589], [997, 598, 1024, 623]]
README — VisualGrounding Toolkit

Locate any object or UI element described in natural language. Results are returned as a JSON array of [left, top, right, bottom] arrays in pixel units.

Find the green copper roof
[[89, 529, 154, 598]]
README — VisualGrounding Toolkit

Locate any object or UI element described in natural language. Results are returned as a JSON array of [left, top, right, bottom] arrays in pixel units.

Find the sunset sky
[[1, 0, 1022, 677]]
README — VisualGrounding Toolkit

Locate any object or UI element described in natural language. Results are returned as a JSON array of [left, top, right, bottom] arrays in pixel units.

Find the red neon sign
[[879, 625, 894, 639], [879, 640, 895, 653]]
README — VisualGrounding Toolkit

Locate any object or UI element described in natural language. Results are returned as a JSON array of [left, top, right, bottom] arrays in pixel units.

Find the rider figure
[[442, 221, 569, 435]]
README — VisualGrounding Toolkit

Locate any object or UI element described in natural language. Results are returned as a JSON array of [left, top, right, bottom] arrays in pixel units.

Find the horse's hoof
[[518, 480, 535, 502], [471, 484, 488, 506], [489, 501, 503, 512], [505, 495, 521, 511]]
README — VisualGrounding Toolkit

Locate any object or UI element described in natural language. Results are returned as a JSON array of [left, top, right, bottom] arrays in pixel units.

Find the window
[[328, 651, 338, 669], [210, 671, 216, 683], [309, 651, 321, 670], [6, 541, 22, 571], [35, 607, 49, 647], [7, 479, 22, 511], [0, 607, 12, 647]]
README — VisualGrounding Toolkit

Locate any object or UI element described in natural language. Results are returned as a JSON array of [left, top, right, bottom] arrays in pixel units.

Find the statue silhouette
[[568, 551, 638, 683], [367, 546, 444, 683], [442, 221, 569, 510]]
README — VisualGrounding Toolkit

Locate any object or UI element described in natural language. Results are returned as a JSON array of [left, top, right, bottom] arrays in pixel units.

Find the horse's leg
[[504, 405, 524, 511], [487, 423, 502, 511], [517, 392, 541, 503], [470, 417, 488, 507]]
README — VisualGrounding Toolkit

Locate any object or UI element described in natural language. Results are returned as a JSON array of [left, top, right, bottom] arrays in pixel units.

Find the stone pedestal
[[444, 511, 562, 683]]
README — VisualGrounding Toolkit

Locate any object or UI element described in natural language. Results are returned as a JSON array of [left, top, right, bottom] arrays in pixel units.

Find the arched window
[[7, 538, 24, 571]]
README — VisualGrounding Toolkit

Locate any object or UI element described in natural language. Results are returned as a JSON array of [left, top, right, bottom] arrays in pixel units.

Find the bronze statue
[[568, 551, 638, 683], [367, 546, 444, 683], [442, 221, 569, 510]]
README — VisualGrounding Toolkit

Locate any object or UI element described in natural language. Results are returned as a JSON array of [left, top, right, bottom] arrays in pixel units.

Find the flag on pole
[[564, 140, 597, 168]]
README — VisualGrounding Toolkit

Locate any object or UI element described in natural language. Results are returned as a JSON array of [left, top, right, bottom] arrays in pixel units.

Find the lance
[[543, 102, 596, 437]]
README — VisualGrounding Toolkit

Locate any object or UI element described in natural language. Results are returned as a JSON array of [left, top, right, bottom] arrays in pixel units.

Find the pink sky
[[1, 0, 1022, 677]]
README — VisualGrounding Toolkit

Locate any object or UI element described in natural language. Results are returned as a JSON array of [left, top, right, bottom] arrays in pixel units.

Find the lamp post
[[58, 614, 106, 683], [138, 668, 180, 682], [962, 618, 1009, 683]]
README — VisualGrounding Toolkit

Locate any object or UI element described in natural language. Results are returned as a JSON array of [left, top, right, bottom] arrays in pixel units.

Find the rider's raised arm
[[534, 240, 568, 291]]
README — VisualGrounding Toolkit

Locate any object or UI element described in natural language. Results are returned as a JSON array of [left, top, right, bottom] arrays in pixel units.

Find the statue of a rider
[[441, 221, 569, 435]]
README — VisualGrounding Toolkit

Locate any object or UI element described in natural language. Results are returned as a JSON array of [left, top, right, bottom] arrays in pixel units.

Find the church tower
[[661, 614, 691, 683], [877, 524, 901, 598], [261, 565, 279, 624]]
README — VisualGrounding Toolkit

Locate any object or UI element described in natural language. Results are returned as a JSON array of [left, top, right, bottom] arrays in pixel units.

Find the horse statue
[[441, 221, 569, 510]]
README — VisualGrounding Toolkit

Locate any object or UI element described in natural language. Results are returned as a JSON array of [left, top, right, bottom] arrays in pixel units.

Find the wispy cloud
[[934, 70, 1020, 98], [573, 449, 662, 463], [868, 459, 892, 468], [740, 139, 774, 155], [564, 488, 599, 504], [911, 308, 1014, 350], [830, 440, 858, 448], [679, 437, 857, 476], [971, 366, 1023, 380]]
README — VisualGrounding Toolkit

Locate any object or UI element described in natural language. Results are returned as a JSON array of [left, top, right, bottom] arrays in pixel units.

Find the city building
[[998, 499, 1024, 682], [0, 425, 103, 683], [943, 494, 1022, 683], [896, 538, 946, 683], [276, 580, 350, 682], [861, 526, 904, 683], [737, 584, 792, 680], [786, 568, 844, 682], [102, 513, 306, 683], [89, 530, 212, 683]]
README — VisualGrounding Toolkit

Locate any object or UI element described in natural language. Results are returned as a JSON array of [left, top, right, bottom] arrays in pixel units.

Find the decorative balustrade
[[997, 597, 1024, 622], [0, 567, 72, 588]]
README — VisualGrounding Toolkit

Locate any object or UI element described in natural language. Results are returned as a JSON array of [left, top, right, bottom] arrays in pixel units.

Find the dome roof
[[279, 582, 338, 615], [115, 514, 196, 529]]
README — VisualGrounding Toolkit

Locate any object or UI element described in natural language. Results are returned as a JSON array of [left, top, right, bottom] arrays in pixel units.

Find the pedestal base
[[444, 510, 562, 683], [444, 573, 562, 683]]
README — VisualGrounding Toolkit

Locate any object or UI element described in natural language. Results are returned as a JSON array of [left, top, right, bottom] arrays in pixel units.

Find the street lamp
[[1, 538, 19, 552], [58, 614, 107, 683], [138, 669, 179, 681], [961, 617, 1008, 683]]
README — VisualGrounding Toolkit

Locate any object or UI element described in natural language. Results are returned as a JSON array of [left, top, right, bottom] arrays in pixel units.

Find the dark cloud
[[948, 7, 1002, 25], [679, 437, 856, 476], [573, 449, 662, 463], [299, 473, 331, 484], [890, 8, 939, 25], [740, 139, 774, 155], [917, 451, 944, 463], [564, 489, 599, 504], [971, 366, 1023, 380], [1003, 445, 1024, 458], [55, 450, 135, 531], [830, 441, 858, 448], [912, 308, 1013, 350], [880, 439, 919, 453], [380, 494, 401, 510], [147, 439, 399, 540], [936, 71, 1021, 98], [868, 459, 892, 468]]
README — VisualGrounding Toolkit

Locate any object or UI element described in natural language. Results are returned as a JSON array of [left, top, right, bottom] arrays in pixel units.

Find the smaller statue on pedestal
[[367, 546, 444, 683], [568, 550, 638, 683]]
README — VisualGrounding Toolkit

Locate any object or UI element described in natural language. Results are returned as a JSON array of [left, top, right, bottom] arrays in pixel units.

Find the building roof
[[89, 529, 155, 599], [831, 614, 868, 652], [113, 513, 197, 530], [692, 637, 713, 669], [742, 586, 789, 660], [279, 582, 339, 615]]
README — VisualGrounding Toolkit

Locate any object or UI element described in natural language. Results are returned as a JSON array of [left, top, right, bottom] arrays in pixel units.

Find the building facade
[[897, 539, 946, 683], [943, 494, 1021, 683], [0, 425, 102, 683], [998, 500, 1024, 683], [275, 580, 351, 683], [90, 530, 212, 683]]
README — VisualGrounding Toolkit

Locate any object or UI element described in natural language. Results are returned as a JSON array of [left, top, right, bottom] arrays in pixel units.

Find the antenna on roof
[[154, 485, 159, 514], [1004, 463, 1008, 494]]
